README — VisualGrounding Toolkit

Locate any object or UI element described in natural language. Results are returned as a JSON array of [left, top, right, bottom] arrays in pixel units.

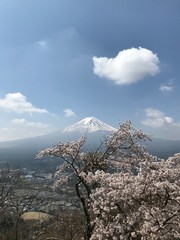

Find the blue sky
[[0, 0, 179, 141]]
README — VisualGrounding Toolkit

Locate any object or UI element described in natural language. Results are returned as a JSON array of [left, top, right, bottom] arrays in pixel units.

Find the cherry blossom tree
[[37, 121, 180, 239]]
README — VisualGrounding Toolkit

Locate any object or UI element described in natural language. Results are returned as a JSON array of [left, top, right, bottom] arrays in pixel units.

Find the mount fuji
[[63, 117, 117, 134]]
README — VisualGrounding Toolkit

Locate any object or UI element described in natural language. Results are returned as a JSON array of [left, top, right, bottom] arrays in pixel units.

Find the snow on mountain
[[63, 117, 117, 134]]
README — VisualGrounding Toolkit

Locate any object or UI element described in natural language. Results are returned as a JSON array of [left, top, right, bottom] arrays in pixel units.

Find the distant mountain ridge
[[0, 117, 180, 169], [0, 117, 116, 168]]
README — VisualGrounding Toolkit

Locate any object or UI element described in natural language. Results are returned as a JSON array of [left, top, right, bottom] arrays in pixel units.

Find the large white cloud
[[93, 47, 160, 85], [0, 92, 48, 114]]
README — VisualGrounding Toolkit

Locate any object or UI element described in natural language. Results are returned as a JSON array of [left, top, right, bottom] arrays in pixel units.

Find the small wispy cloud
[[141, 107, 180, 140], [0, 92, 49, 114], [142, 108, 179, 128], [37, 40, 47, 49], [159, 79, 174, 93], [93, 47, 160, 85], [12, 118, 50, 128], [63, 108, 76, 117], [0, 118, 52, 141], [142, 108, 174, 128]]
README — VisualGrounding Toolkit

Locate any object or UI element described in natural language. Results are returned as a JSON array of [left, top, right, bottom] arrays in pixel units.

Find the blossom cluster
[[84, 154, 180, 239]]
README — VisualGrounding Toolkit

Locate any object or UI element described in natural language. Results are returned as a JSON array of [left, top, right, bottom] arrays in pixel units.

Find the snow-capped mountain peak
[[63, 117, 116, 134]]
